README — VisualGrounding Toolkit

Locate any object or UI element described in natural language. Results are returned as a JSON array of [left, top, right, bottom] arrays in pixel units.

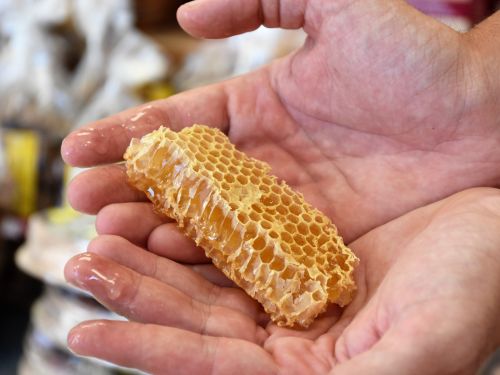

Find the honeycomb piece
[[124, 125, 358, 327]]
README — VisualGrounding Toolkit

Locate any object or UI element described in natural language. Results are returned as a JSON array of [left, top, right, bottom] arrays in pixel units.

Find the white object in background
[[16, 210, 96, 289], [174, 26, 306, 91]]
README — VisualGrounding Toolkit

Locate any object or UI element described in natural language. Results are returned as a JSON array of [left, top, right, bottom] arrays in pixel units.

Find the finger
[[190, 264, 235, 287], [177, 0, 309, 38], [88, 235, 262, 320], [61, 85, 229, 167], [96, 202, 167, 247], [68, 164, 147, 214], [65, 252, 267, 343], [68, 320, 278, 375], [148, 222, 210, 263]]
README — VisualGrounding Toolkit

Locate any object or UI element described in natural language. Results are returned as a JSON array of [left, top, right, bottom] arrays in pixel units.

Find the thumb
[[177, 0, 309, 39], [332, 342, 421, 375], [331, 327, 482, 375], [177, 0, 419, 40]]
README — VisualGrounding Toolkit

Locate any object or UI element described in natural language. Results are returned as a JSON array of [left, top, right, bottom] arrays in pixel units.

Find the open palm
[[61, 1, 500, 373], [62, 0, 500, 242], [65, 188, 500, 374]]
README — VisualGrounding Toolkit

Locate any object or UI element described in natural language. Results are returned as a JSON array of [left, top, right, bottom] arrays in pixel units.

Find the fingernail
[[60, 138, 74, 163], [67, 328, 82, 353], [67, 321, 107, 354]]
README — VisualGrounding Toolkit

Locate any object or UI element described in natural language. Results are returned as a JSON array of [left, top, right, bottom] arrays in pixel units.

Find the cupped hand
[[62, 0, 500, 242], [65, 188, 500, 374]]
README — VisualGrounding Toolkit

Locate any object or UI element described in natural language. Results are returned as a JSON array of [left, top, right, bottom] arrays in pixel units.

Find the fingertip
[[87, 235, 116, 257], [63, 257, 75, 285], [176, 1, 208, 38], [95, 202, 163, 246], [95, 204, 116, 235], [67, 326, 83, 353], [61, 136, 76, 166], [67, 173, 96, 215], [67, 320, 108, 355], [177, 0, 260, 39], [148, 223, 210, 263], [64, 252, 93, 289], [60, 126, 108, 168]]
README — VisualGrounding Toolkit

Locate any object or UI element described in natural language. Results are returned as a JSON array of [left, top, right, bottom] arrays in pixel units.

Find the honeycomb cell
[[195, 153, 207, 163], [262, 193, 279, 207], [244, 223, 258, 241], [260, 220, 272, 230], [269, 230, 279, 239], [262, 176, 273, 186], [310, 223, 321, 236], [271, 185, 281, 194], [249, 211, 260, 222], [224, 174, 235, 184], [260, 184, 270, 194], [243, 160, 254, 169], [199, 139, 209, 150], [281, 194, 292, 206], [262, 213, 274, 223], [276, 205, 287, 215], [284, 223, 296, 233], [302, 213, 312, 222], [237, 175, 248, 185], [297, 223, 309, 236], [303, 256, 314, 268], [293, 234, 306, 246], [281, 232, 293, 244], [124, 124, 358, 328], [213, 171, 223, 181], [250, 175, 260, 185], [270, 257, 285, 272], [251, 204, 263, 214], [290, 204, 302, 216], [237, 212, 248, 224], [260, 246, 274, 263], [253, 236, 266, 251]]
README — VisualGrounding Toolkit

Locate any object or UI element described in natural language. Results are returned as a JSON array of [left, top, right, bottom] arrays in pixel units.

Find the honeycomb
[[124, 125, 358, 327]]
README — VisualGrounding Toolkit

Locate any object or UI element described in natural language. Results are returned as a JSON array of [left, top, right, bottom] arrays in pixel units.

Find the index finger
[[68, 320, 278, 375], [61, 84, 229, 167]]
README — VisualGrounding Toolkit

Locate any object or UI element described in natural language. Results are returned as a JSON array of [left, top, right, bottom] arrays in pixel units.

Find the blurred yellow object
[[46, 206, 80, 225], [136, 81, 175, 101], [4, 129, 40, 216]]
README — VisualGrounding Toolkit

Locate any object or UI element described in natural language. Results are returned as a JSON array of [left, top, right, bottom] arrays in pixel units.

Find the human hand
[[62, 0, 500, 242], [64, 188, 500, 374]]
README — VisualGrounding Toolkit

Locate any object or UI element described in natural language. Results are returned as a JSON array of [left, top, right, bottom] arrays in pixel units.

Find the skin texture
[[65, 188, 500, 374], [61, 0, 500, 374], [62, 0, 500, 242]]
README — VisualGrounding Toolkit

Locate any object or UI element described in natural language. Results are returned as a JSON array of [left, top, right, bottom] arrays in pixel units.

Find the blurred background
[[0, 1, 499, 374]]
